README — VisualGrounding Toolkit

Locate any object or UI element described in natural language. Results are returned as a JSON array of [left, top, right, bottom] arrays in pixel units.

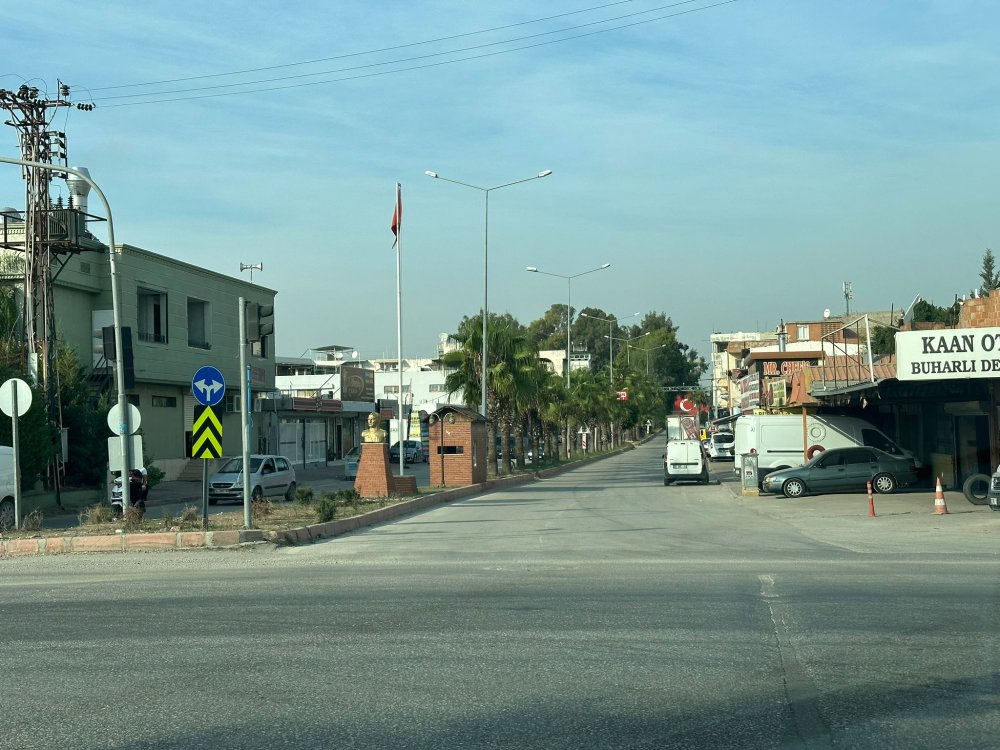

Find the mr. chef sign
[[897, 327, 1000, 380]]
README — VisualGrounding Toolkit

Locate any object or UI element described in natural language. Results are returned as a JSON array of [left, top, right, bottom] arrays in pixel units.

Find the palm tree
[[444, 313, 536, 477]]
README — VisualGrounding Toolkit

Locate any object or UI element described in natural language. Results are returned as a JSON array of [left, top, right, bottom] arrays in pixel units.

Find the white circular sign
[[107, 402, 141, 435], [0, 378, 32, 417]]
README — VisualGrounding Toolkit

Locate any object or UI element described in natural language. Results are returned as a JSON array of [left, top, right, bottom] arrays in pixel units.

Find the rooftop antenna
[[843, 281, 853, 315], [240, 262, 263, 283], [900, 295, 922, 326]]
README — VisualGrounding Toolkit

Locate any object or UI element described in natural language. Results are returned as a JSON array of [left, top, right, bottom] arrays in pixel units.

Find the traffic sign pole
[[239, 297, 252, 529], [11, 386, 20, 529]]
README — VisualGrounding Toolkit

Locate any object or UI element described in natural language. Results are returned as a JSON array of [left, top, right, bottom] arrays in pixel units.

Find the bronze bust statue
[[361, 412, 387, 443]]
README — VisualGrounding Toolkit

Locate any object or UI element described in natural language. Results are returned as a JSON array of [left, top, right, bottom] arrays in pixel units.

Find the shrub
[[81, 503, 114, 525], [179, 505, 201, 524], [251, 498, 273, 522], [336, 488, 361, 506], [21, 509, 43, 531], [122, 505, 144, 531], [316, 494, 338, 523], [295, 486, 315, 506]]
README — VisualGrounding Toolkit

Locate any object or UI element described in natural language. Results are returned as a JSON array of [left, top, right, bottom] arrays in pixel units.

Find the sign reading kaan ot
[[896, 327, 1000, 380]]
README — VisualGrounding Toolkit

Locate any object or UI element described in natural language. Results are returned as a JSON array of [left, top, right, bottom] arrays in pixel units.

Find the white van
[[663, 439, 709, 485], [733, 414, 915, 477], [0, 446, 17, 529]]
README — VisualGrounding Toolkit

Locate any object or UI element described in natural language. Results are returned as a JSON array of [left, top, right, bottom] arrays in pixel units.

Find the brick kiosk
[[427, 406, 487, 487]]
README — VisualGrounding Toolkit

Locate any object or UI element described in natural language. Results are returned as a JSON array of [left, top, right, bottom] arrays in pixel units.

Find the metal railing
[[815, 314, 876, 393]]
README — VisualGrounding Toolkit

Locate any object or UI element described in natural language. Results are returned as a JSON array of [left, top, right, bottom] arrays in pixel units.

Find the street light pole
[[605, 331, 651, 367], [426, 169, 552, 419], [581, 311, 640, 385], [525, 263, 610, 388], [632, 343, 668, 375]]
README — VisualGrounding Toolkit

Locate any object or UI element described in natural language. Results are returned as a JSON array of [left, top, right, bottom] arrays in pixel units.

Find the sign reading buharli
[[896, 327, 1000, 380]]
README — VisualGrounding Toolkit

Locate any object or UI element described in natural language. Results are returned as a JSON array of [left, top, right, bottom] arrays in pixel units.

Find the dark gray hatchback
[[760, 446, 918, 498]]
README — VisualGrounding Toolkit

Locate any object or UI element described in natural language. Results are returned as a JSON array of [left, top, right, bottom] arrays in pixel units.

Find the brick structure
[[427, 406, 487, 487], [958, 289, 1000, 328], [354, 443, 419, 498], [355, 443, 394, 498]]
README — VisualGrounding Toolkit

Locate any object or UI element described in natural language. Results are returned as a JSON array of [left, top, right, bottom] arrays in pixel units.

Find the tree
[[980, 248, 1000, 295], [526, 304, 570, 351], [444, 312, 536, 477], [871, 326, 896, 357], [912, 299, 960, 327]]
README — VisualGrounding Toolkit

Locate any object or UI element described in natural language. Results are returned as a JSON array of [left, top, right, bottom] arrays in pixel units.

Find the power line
[[81, 0, 641, 92], [87, 0, 741, 107]]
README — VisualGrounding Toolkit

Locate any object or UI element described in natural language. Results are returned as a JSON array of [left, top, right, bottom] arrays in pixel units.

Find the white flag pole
[[394, 183, 405, 477]]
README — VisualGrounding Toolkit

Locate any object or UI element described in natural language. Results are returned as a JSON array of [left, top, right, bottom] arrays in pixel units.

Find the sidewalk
[[719, 474, 1000, 554]]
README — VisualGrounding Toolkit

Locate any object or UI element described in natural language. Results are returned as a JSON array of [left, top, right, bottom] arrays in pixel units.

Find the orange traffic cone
[[867, 480, 876, 517], [933, 476, 949, 515]]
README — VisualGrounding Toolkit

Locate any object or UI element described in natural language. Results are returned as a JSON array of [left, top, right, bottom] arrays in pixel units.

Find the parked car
[[208, 454, 296, 505], [343, 447, 361, 480], [707, 431, 735, 461], [389, 440, 424, 464], [761, 446, 917, 498]]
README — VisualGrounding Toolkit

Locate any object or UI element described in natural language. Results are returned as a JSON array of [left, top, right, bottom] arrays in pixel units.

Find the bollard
[[867, 480, 876, 517]]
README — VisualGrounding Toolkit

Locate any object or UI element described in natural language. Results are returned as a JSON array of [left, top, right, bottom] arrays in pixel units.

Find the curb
[[1, 444, 637, 557], [0, 529, 267, 558]]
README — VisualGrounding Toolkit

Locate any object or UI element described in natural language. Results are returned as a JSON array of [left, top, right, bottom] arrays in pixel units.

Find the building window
[[428, 384, 447, 392], [151, 395, 177, 407], [796, 325, 809, 341], [137, 288, 168, 344], [187, 297, 211, 349], [383, 385, 411, 394]]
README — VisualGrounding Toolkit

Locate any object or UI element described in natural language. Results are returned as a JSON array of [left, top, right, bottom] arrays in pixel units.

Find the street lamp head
[[425, 171, 438, 178], [600, 263, 611, 269], [537, 169, 553, 178], [526, 266, 538, 272]]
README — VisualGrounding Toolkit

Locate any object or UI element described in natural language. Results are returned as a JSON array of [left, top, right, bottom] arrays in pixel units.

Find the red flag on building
[[391, 182, 402, 247]]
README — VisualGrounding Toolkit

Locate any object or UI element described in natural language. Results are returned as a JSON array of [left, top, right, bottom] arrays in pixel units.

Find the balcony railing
[[138, 331, 168, 344]]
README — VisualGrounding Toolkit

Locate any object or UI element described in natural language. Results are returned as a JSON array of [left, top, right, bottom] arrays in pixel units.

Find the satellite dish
[[823, 308, 831, 319]]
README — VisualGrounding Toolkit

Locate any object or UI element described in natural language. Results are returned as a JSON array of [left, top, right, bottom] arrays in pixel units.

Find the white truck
[[733, 414, 915, 477]]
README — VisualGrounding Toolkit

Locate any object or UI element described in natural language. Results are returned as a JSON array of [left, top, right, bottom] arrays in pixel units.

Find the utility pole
[[1, 82, 94, 492], [1, 85, 96, 378]]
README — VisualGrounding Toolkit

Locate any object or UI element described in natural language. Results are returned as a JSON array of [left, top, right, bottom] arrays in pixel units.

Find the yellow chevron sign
[[191, 405, 223, 459]]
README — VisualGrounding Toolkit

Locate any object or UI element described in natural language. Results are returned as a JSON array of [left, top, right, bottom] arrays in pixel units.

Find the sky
[[3, 0, 1000, 366]]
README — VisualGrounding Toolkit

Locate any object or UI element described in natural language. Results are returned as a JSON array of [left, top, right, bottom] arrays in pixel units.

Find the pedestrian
[[129, 469, 146, 517]]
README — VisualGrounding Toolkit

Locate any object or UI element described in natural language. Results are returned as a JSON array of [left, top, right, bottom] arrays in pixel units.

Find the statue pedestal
[[355, 443, 394, 498]]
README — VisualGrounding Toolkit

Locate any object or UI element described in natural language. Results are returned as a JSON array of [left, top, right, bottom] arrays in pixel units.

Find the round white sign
[[107, 402, 142, 435], [0, 378, 32, 417]]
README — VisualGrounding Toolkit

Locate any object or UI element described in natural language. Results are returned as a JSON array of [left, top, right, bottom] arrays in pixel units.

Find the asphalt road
[[3, 441, 998, 749]]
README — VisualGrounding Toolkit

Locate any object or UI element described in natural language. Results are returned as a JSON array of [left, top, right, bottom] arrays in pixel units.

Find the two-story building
[[2, 232, 276, 480]]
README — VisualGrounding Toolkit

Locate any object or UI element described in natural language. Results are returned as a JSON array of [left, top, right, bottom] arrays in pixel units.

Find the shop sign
[[739, 372, 760, 410], [897, 327, 1000, 380], [758, 359, 816, 377]]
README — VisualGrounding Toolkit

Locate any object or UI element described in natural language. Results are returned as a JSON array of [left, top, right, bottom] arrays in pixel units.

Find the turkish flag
[[391, 182, 402, 247]]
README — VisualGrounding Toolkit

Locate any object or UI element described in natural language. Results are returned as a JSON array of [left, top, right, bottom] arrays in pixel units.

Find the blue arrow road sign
[[192, 365, 226, 407]]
